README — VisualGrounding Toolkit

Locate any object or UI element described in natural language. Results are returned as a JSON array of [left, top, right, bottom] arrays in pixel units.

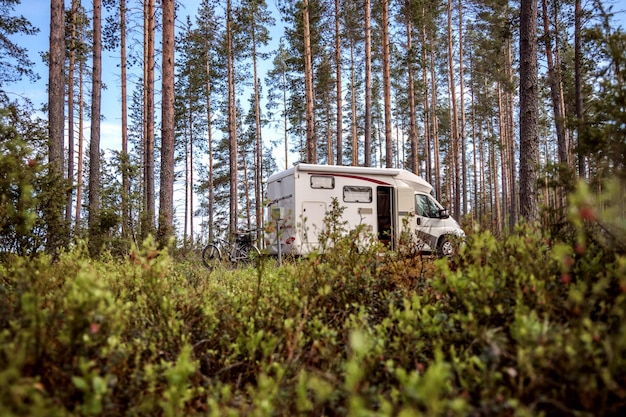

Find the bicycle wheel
[[202, 244, 221, 270], [236, 243, 261, 267]]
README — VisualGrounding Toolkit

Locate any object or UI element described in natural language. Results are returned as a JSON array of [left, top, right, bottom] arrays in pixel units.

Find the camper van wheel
[[437, 236, 456, 257]]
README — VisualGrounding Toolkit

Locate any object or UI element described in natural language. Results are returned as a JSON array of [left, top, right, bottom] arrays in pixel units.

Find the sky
[[9, 0, 212, 155]]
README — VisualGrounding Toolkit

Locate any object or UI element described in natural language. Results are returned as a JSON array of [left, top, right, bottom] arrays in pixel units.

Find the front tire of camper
[[437, 236, 456, 257]]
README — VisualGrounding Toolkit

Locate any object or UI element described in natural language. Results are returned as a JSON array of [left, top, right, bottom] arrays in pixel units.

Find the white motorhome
[[265, 163, 464, 256]]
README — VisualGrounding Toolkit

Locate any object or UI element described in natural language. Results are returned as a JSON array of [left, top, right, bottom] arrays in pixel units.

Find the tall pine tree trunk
[[206, 48, 215, 241], [75, 55, 84, 234], [66, 0, 77, 225], [430, 48, 441, 200], [422, 17, 431, 184], [251, 22, 263, 235], [575, 0, 585, 177], [519, 0, 540, 221], [363, 0, 372, 166], [350, 40, 358, 166], [406, 18, 418, 174], [143, 0, 156, 236], [505, 39, 517, 227], [184, 89, 191, 244], [447, 0, 460, 219], [335, 0, 343, 165], [469, 49, 479, 224], [382, 0, 393, 168], [303, 0, 316, 163], [227, 0, 238, 234], [497, 81, 509, 230], [48, 0, 66, 253], [88, 0, 102, 253], [49, 0, 65, 176], [541, 0, 568, 166], [158, 0, 175, 247], [120, 0, 130, 240], [281, 63, 289, 169], [458, 0, 467, 216]]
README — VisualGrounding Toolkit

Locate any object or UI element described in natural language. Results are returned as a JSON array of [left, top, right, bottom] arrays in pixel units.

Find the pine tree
[[235, 0, 274, 237], [519, 0, 540, 221], [88, 0, 102, 253], [265, 39, 292, 169], [157, 0, 175, 247]]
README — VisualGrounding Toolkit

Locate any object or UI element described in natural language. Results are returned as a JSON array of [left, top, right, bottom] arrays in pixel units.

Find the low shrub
[[1, 183, 625, 416]]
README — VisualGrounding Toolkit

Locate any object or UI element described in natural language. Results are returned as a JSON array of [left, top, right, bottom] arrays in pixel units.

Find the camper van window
[[310, 175, 335, 189], [416, 194, 440, 218], [343, 186, 372, 203]]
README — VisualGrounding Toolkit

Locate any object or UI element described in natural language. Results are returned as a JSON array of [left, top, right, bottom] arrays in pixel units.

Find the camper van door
[[414, 192, 448, 251]]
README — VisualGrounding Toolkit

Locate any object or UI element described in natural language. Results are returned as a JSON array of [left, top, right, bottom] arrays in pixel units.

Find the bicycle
[[202, 230, 261, 270]]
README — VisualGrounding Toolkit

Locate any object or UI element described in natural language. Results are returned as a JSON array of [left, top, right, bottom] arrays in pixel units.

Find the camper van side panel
[[299, 171, 388, 252]]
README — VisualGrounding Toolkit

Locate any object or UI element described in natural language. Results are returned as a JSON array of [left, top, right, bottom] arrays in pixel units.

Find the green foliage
[[578, 9, 626, 179], [0, 0, 39, 86], [1, 181, 626, 416], [0, 126, 37, 255], [0, 102, 69, 257]]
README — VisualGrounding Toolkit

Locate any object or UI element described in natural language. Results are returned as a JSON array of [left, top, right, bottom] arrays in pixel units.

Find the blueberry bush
[[1, 183, 625, 416]]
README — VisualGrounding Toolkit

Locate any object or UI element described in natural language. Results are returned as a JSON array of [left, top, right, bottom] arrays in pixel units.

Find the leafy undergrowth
[[1, 190, 626, 416]]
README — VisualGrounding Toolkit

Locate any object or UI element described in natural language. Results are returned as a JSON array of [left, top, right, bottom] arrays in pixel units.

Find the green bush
[[1, 182, 625, 416]]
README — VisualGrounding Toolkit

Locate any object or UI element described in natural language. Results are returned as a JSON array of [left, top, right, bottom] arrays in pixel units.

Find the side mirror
[[438, 209, 450, 219]]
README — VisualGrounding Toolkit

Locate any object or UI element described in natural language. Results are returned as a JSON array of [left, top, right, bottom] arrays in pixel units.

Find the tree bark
[[335, 0, 343, 165], [541, 0, 568, 166], [382, 0, 393, 168], [88, 0, 102, 251], [66, 0, 77, 225], [206, 48, 215, 242], [447, 0, 460, 219], [575, 0, 585, 177], [469, 47, 478, 224], [251, 17, 263, 236], [505, 38, 517, 227], [120, 0, 130, 240], [497, 81, 509, 229], [158, 0, 175, 247], [350, 40, 358, 166], [143, 0, 156, 235], [75, 53, 84, 234], [227, 0, 238, 234], [363, 0, 372, 166], [303, 0, 316, 164], [49, 0, 65, 175], [430, 48, 441, 201], [406, 18, 418, 174], [519, 0, 540, 221], [458, 0, 467, 216], [422, 13, 431, 184]]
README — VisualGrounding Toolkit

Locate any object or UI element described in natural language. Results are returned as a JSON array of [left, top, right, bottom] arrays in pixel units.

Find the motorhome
[[265, 163, 464, 256]]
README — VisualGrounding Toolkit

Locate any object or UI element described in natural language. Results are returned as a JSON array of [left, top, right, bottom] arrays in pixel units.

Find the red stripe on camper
[[312, 173, 391, 185]]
